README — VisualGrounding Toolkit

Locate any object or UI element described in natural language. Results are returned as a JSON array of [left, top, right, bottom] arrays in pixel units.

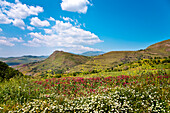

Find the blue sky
[[0, 0, 170, 57]]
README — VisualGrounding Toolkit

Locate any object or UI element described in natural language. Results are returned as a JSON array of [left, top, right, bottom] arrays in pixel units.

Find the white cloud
[[0, 39, 14, 46], [62, 17, 74, 22], [52, 20, 72, 32], [0, 0, 43, 29], [12, 19, 25, 30], [29, 32, 43, 39], [58, 45, 101, 53], [44, 29, 52, 34], [9, 37, 24, 42], [15, 0, 20, 3], [0, 36, 23, 46], [0, 0, 43, 19], [30, 17, 50, 27], [0, 10, 12, 24], [61, 16, 81, 27], [27, 26, 35, 31], [48, 17, 55, 21], [61, 0, 91, 14], [24, 20, 103, 53], [0, 28, 2, 32]]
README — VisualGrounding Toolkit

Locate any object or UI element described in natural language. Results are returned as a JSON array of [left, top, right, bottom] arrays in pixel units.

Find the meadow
[[0, 58, 169, 112]]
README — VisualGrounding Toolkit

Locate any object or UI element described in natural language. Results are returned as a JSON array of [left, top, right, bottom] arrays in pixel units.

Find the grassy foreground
[[0, 69, 169, 112]]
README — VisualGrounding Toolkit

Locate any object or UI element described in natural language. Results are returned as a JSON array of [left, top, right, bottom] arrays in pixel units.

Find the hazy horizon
[[0, 39, 169, 57]]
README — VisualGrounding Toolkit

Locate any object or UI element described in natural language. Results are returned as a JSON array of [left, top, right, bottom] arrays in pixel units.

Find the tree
[[0, 61, 23, 81]]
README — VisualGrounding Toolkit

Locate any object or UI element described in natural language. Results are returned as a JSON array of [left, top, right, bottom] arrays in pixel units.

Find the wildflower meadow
[[0, 69, 169, 112]]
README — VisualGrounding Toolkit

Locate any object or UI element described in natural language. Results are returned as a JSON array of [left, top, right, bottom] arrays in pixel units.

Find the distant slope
[[81, 51, 105, 56], [145, 39, 170, 56], [69, 51, 145, 72], [17, 51, 91, 76], [0, 55, 48, 66]]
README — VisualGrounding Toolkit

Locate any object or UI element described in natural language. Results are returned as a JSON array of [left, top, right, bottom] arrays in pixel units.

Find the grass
[[77, 68, 170, 78]]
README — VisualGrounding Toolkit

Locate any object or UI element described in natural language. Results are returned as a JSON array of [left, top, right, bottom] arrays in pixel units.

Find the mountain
[[81, 51, 105, 56], [17, 40, 170, 76], [22, 55, 48, 58], [0, 55, 48, 66], [69, 40, 170, 73], [17, 51, 91, 76]]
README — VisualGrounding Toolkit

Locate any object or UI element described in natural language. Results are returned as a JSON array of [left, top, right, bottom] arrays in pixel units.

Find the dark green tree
[[0, 61, 23, 81]]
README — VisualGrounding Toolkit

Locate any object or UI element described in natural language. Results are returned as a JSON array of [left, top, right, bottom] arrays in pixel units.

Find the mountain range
[[0, 55, 48, 66], [81, 51, 105, 56], [16, 39, 170, 76]]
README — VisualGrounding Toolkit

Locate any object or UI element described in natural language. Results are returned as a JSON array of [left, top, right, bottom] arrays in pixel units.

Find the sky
[[0, 0, 170, 57]]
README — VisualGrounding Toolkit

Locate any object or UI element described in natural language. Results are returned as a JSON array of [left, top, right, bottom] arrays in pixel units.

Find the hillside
[[17, 51, 91, 76], [69, 40, 170, 73], [145, 39, 170, 56], [0, 55, 48, 66], [69, 51, 146, 73]]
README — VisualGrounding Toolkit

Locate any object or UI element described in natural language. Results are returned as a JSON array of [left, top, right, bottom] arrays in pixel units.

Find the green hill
[[17, 51, 91, 76], [145, 39, 170, 56], [0, 61, 23, 81]]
